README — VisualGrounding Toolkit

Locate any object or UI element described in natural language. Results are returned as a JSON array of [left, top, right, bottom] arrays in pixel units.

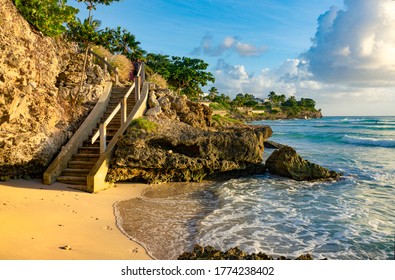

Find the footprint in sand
[[59, 245, 72, 250]]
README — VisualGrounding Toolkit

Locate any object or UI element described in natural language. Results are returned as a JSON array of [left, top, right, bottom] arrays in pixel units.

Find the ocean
[[114, 116, 395, 260]]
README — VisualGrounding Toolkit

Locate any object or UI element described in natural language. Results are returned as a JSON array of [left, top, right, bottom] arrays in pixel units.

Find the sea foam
[[342, 135, 395, 147]]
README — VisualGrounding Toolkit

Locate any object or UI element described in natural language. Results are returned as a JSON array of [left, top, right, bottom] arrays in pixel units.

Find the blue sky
[[70, 0, 395, 116]]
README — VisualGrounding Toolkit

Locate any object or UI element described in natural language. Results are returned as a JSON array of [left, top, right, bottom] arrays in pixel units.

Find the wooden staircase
[[56, 87, 136, 186]]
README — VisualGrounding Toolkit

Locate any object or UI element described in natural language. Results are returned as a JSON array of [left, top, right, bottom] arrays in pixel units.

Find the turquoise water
[[115, 116, 395, 260]]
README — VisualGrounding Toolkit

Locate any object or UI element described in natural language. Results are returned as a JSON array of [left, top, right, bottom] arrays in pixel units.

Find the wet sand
[[0, 179, 152, 260]]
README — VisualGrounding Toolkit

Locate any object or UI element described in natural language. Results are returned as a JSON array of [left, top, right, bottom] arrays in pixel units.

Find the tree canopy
[[99, 27, 146, 61], [13, 0, 78, 37], [147, 54, 215, 98]]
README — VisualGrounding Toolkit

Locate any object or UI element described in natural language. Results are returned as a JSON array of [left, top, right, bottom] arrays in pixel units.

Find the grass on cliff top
[[212, 114, 243, 126], [129, 117, 158, 133]]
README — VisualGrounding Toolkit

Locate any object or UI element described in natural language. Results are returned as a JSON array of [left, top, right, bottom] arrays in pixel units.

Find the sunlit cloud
[[191, 33, 267, 57], [302, 0, 395, 87]]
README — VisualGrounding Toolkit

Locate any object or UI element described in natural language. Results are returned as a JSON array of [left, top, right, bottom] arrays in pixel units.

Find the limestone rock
[[265, 146, 341, 181], [0, 0, 106, 179], [107, 117, 272, 184], [147, 92, 159, 108], [145, 106, 162, 117]]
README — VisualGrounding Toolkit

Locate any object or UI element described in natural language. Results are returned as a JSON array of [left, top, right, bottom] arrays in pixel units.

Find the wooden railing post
[[135, 77, 140, 101], [121, 97, 127, 125], [115, 67, 119, 85], [103, 57, 108, 74], [141, 63, 145, 84], [99, 123, 107, 154]]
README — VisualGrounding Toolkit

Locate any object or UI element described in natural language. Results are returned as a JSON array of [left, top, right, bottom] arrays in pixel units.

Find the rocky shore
[[108, 86, 340, 184], [178, 245, 314, 260], [107, 87, 273, 184]]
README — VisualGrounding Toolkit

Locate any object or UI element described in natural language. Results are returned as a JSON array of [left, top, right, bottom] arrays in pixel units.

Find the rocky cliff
[[0, 0, 107, 179], [107, 87, 272, 184]]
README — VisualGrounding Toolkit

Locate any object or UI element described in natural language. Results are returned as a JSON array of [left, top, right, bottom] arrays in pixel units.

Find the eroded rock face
[[147, 87, 212, 129], [0, 0, 106, 179], [265, 146, 341, 181], [107, 115, 272, 184]]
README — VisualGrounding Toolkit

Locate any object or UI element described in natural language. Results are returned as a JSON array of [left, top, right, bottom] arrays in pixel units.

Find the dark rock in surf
[[265, 146, 341, 181], [178, 244, 314, 260], [264, 140, 285, 149]]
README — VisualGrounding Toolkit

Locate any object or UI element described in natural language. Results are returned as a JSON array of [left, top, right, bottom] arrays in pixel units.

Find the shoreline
[[0, 179, 152, 260]]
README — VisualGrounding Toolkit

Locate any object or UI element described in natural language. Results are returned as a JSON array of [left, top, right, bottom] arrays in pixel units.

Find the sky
[[70, 0, 395, 116]]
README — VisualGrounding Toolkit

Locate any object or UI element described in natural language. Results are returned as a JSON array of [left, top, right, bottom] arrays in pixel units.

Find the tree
[[208, 87, 219, 101], [99, 27, 146, 61], [76, 0, 123, 18], [69, 0, 122, 97], [168, 56, 215, 96], [146, 55, 215, 98], [268, 91, 286, 106], [67, 16, 102, 47], [13, 0, 78, 37], [299, 98, 316, 110], [146, 53, 172, 79], [283, 96, 298, 107]]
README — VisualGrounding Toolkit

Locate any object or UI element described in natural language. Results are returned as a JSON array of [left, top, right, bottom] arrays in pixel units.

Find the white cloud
[[302, 0, 395, 87], [210, 57, 395, 116], [207, 0, 395, 116], [191, 33, 266, 57]]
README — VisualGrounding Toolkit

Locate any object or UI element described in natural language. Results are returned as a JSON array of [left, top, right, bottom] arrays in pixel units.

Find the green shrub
[[130, 118, 158, 132], [13, 0, 78, 37]]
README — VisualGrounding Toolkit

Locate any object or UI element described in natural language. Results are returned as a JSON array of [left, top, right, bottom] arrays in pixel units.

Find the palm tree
[[208, 87, 219, 101]]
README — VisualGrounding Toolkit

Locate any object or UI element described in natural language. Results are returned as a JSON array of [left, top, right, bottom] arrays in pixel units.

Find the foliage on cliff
[[12, 0, 78, 37]]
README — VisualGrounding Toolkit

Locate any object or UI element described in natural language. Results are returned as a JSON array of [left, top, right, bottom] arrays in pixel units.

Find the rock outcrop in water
[[107, 87, 272, 184], [265, 146, 341, 181], [178, 244, 314, 260]]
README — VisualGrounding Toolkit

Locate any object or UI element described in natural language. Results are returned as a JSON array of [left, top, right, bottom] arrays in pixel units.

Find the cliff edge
[[0, 0, 106, 179]]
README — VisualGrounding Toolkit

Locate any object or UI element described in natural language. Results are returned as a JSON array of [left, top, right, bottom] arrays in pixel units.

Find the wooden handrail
[[91, 62, 145, 154], [89, 49, 119, 85]]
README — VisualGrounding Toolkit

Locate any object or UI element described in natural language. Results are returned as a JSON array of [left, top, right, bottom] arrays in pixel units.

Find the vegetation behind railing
[[89, 48, 119, 85]]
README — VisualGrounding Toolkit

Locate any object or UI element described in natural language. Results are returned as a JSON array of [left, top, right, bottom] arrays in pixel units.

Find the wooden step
[[72, 154, 100, 162], [68, 160, 95, 169], [92, 127, 120, 135], [62, 168, 91, 176], [83, 139, 112, 147], [78, 147, 100, 154], [57, 176, 87, 185]]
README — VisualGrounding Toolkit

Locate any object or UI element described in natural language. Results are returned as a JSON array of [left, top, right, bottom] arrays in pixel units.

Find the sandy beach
[[0, 179, 152, 260]]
